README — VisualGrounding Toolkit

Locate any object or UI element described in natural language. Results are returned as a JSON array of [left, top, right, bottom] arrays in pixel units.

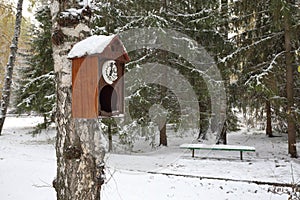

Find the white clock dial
[[102, 60, 118, 84]]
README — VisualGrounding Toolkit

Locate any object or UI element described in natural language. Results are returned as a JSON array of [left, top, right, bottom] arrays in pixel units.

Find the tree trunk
[[159, 45, 168, 147], [108, 122, 112, 152], [51, 1, 106, 199], [0, 0, 23, 135], [284, 1, 297, 158], [216, 0, 228, 145], [266, 99, 273, 137], [217, 121, 227, 145], [159, 123, 167, 146]]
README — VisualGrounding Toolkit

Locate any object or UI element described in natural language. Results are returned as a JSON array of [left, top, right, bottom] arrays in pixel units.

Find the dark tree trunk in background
[[0, 0, 23, 135], [216, 0, 229, 145], [159, 32, 168, 146], [159, 123, 167, 146], [266, 99, 273, 137], [284, 0, 297, 158], [217, 121, 227, 145]]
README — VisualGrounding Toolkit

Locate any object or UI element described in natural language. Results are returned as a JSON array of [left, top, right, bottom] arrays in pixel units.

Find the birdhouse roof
[[67, 34, 127, 59]]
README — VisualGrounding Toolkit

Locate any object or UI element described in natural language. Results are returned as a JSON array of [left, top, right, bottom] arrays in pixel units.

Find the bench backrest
[[180, 144, 255, 152]]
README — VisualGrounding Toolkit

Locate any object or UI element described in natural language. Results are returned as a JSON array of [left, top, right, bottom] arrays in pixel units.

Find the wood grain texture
[[72, 56, 99, 118]]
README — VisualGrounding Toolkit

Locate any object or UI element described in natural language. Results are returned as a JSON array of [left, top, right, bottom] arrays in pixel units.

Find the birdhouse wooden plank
[[68, 35, 129, 118], [72, 56, 99, 118]]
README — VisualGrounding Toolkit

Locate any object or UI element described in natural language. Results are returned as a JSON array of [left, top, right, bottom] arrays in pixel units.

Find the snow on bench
[[180, 144, 256, 160]]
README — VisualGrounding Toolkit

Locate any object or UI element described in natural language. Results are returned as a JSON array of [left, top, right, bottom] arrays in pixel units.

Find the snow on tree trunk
[[0, 0, 23, 135], [50, 1, 106, 199]]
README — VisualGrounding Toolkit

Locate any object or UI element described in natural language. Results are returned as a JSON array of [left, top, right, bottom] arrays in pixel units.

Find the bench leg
[[192, 149, 195, 157], [240, 151, 243, 160]]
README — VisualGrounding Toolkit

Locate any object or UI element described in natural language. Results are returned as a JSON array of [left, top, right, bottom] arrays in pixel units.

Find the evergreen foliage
[[91, 0, 299, 150], [14, 4, 55, 132], [10, 0, 297, 152], [92, 0, 231, 146], [228, 0, 299, 136]]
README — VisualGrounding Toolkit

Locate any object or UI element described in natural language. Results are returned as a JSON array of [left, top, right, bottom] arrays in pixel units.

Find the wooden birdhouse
[[68, 35, 130, 118]]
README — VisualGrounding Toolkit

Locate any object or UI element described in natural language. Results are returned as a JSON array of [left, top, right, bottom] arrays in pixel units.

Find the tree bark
[[216, 0, 228, 145], [51, 1, 106, 199], [217, 121, 227, 145], [159, 45, 168, 147], [0, 0, 23, 135], [108, 122, 112, 152], [284, 0, 297, 158], [159, 123, 167, 146], [266, 99, 273, 137]]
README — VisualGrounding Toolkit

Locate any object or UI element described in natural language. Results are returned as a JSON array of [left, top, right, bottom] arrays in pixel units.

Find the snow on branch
[[116, 13, 170, 33], [168, 8, 213, 17], [116, 16, 145, 32], [22, 72, 55, 92], [219, 32, 283, 64], [78, 0, 93, 7], [245, 51, 285, 87]]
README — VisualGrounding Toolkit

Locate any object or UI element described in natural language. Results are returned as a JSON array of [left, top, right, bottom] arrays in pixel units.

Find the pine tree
[[228, 0, 280, 133], [92, 0, 178, 147], [224, 0, 299, 156], [92, 0, 231, 146], [14, 4, 55, 131]]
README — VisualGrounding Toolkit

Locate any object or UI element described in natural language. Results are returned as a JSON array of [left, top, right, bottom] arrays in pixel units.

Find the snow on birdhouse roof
[[67, 35, 118, 59]]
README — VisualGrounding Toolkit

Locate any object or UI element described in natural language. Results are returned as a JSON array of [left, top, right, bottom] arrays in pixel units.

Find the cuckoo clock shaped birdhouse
[[68, 35, 130, 118]]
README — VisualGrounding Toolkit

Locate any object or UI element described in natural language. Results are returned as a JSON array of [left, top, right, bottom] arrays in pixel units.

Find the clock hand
[[109, 63, 113, 76]]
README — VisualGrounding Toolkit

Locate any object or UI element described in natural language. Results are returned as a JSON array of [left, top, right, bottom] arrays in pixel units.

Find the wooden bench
[[180, 144, 256, 160]]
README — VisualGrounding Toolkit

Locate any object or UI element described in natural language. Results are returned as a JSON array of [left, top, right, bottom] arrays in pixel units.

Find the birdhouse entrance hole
[[99, 85, 118, 115]]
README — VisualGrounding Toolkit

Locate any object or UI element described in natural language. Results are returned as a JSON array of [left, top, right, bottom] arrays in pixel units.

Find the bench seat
[[180, 144, 256, 160]]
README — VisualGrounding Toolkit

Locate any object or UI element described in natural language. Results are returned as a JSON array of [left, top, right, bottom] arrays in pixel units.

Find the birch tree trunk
[[0, 0, 23, 135], [50, 1, 106, 199]]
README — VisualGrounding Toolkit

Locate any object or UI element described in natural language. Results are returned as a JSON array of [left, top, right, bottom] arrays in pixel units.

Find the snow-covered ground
[[0, 117, 299, 200], [0, 117, 56, 200]]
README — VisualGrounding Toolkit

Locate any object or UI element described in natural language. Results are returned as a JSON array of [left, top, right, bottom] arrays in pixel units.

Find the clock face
[[102, 60, 118, 84]]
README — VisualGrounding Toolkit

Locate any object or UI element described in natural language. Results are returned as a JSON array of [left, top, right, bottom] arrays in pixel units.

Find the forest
[[0, 0, 299, 199]]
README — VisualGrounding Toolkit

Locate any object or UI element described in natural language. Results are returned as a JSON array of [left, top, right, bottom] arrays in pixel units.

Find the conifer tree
[[14, 4, 55, 130], [92, 0, 231, 146], [226, 0, 299, 156]]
